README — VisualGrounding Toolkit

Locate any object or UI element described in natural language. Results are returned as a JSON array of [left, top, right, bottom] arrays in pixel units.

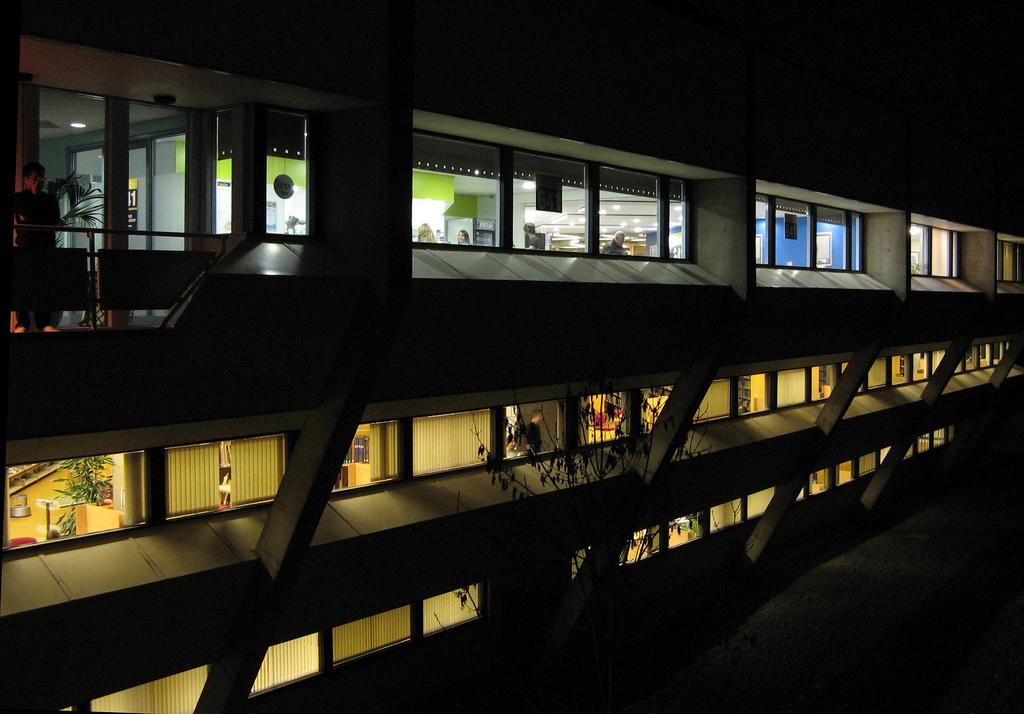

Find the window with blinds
[[166, 434, 285, 517], [251, 633, 319, 696], [338, 420, 400, 489], [91, 665, 208, 714], [423, 584, 482, 635], [412, 410, 490, 476], [332, 605, 411, 663]]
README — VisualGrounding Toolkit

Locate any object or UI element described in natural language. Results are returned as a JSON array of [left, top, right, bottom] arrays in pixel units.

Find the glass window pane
[[815, 206, 846, 269], [774, 198, 810, 268], [513, 151, 586, 252], [332, 605, 411, 663], [622, 525, 659, 564], [912, 352, 929, 381], [858, 451, 876, 475], [737, 374, 768, 415], [978, 344, 991, 368], [811, 364, 838, 401], [710, 499, 743, 532], [1000, 241, 1015, 281], [910, 224, 927, 275], [696, 379, 730, 421], [265, 110, 308, 235], [504, 400, 563, 457], [6, 452, 147, 547], [166, 434, 285, 517], [640, 386, 671, 434], [930, 228, 951, 276], [599, 167, 658, 257], [809, 468, 829, 495], [868, 358, 887, 389], [933, 428, 947, 446], [412, 134, 499, 246], [413, 410, 491, 476], [582, 392, 628, 444], [251, 633, 319, 695], [337, 421, 399, 490], [851, 212, 863, 271], [917, 432, 931, 452], [965, 346, 977, 371], [754, 194, 769, 265], [669, 179, 686, 259], [129, 101, 188, 248], [776, 368, 806, 407], [890, 355, 908, 385], [423, 584, 482, 635], [668, 512, 703, 547], [836, 460, 854, 485], [92, 665, 207, 714], [215, 108, 236, 234], [37, 88, 106, 252], [747, 487, 774, 518]]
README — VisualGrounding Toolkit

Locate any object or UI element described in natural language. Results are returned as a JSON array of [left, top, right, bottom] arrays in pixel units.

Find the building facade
[[6, 3, 1024, 711]]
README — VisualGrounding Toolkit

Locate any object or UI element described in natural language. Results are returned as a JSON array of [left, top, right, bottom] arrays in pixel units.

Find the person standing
[[524, 222, 545, 250], [13, 162, 61, 333]]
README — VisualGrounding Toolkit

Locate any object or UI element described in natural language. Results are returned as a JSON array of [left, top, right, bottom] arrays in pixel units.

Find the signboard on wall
[[127, 178, 138, 231], [536, 174, 562, 213]]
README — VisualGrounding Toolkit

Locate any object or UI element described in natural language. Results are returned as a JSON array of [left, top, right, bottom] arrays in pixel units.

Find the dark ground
[[633, 450, 1024, 713]]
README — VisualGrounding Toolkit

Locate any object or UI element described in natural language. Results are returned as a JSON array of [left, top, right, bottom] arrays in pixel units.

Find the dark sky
[[671, 1, 1024, 156]]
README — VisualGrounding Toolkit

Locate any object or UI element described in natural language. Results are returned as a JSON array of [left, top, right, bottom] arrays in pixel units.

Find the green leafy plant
[[46, 173, 104, 247], [53, 455, 113, 535]]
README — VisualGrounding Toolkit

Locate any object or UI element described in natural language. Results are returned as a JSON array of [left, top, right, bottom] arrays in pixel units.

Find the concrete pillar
[[692, 177, 751, 299], [865, 211, 909, 299], [960, 230, 996, 300]]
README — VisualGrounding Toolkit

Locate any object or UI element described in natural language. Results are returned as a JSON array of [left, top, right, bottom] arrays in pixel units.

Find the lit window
[[412, 133, 499, 246], [598, 166, 659, 257], [621, 525, 660, 564], [737, 374, 768, 415], [504, 400, 563, 457], [332, 606, 411, 664], [413, 410, 491, 476], [710, 499, 742, 532], [696, 379, 731, 421], [513, 151, 587, 252], [251, 633, 319, 695], [776, 368, 807, 407], [6, 452, 147, 547], [423, 584, 482, 635], [747, 487, 775, 518], [336, 421, 399, 490], [668, 512, 703, 547]]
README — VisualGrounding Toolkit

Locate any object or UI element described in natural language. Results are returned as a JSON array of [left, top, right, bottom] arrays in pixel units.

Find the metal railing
[[11, 225, 234, 331]]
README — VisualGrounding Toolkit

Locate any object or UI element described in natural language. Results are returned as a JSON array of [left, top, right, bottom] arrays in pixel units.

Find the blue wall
[[815, 221, 846, 269], [774, 215, 809, 267]]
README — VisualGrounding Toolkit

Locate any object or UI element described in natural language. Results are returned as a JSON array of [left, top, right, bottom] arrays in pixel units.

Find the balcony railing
[[10, 226, 233, 331]]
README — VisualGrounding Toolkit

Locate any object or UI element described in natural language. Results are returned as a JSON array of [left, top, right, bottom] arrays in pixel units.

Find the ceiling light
[[632, 218, 640, 223], [599, 209, 607, 215], [674, 205, 683, 211], [522, 180, 536, 190], [69, 122, 86, 129], [612, 204, 621, 210]]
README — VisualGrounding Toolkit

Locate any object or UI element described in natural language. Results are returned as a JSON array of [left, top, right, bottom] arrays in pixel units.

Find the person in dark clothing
[[13, 162, 61, 332], [603, 230, 628, 255], [524, 222, 545, 250]]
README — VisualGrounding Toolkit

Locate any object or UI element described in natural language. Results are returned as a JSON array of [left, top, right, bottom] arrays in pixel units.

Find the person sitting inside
[[417, 223, 437, 243], [524, 222, 545, 250], [13, 161, 61, 333], [603, 230, 628, 255], [457, 229, 471, 245]]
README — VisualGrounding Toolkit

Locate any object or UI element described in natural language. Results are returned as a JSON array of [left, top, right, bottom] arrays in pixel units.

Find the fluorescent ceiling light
[[522, 180, 536, 189], [69, 122, 86, 128]]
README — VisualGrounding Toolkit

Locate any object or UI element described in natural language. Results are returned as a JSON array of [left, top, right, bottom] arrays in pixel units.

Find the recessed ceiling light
[[522, 180, 536, 190], [632, 218, 640, 223], [598, 209, 607, 215], [612, 204, 621, 210], [69, 122, 86, 129]]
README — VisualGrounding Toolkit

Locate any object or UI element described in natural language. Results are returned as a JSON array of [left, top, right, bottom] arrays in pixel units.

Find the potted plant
[[47, 172, 104, 247], [53, 455, 113, 536]]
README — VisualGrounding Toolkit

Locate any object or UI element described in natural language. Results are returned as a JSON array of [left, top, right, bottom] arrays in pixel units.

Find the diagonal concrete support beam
[[934, 331, 1024, 480], [540, 340, 725, 659], [742, 336, 883, 565], [860, 329, 976, 511], [196, 295, 387, 713]]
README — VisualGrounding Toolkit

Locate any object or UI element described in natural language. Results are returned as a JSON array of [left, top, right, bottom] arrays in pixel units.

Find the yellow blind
[[423, 584, 481, 635], [697, 379, 730, 421], [165, 443, 219, 517], [332, 605, 410, 663], [251, 633, 319, 695], [91, 665, 207, 714], [747, 487, 775, 518], [710, 499, 742, 532], [413, 410, 490, 476], [369, 421, 399, 481], [233, 434, 285, 506]]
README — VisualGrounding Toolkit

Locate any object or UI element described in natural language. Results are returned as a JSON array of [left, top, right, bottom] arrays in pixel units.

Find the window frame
[[754, 192, 863, 273], [411, 130, 692, 261]]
